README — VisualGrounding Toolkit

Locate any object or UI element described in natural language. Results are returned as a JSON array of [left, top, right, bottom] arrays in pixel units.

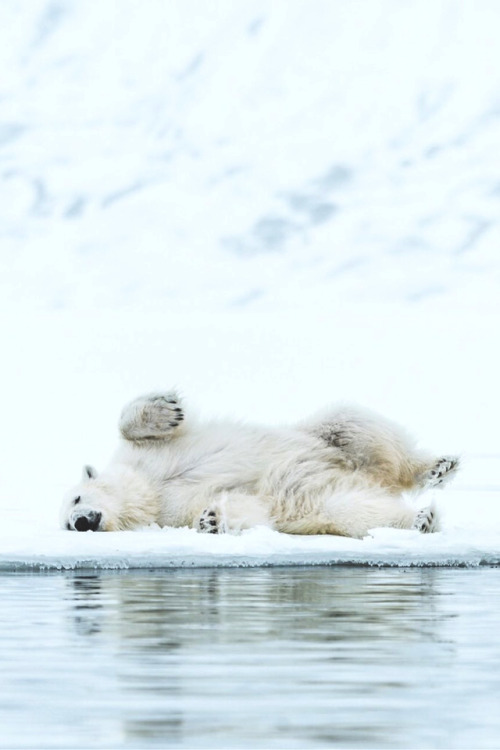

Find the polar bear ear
[[82, 465, 98, 481]]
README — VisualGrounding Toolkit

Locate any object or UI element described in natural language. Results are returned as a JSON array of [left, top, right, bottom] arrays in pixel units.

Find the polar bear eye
[[74, 496, 81, 504]]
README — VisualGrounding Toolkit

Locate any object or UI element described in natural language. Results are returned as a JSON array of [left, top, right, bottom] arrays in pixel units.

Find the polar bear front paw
[[198, 508, 224, 534], [120, 392, 184, 441]]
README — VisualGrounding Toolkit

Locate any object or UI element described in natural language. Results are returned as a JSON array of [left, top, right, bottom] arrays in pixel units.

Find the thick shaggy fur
[[60, 392, 459, 538]]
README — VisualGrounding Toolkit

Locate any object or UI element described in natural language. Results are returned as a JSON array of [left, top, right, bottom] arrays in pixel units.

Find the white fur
[[60, 392, 459, 539]]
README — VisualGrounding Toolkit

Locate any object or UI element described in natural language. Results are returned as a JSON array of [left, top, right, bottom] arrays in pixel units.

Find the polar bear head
[[61, 464, 159, 532], [60, 465, 122, 532]]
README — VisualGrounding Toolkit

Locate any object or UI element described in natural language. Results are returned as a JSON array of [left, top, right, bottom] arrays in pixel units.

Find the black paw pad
[[199, 509, 219, 534]]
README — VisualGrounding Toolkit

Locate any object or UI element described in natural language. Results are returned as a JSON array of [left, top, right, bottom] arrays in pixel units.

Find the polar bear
[[60, 391, 459, 538]]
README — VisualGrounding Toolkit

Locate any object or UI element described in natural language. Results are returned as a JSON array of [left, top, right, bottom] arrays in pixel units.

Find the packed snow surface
[[3, 521, 500, 572]]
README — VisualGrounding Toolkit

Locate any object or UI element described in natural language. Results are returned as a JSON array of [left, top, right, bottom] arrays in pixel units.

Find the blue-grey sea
[[1, 567, 499, 749]]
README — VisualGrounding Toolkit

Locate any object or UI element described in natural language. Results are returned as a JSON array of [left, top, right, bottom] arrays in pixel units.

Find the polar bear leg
[[319, 488, 442, 538], [195, 490, 441, 538], [197, 493, 273, 534], [276, 487, 417, 538], [301, 406, 421, 478], [416, 456, 460, 490], [302, 407, 459, 494], [119, 391, 184, 441]]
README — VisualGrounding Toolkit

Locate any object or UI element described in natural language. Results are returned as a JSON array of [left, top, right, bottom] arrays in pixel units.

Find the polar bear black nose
[[74, 512, 102, 532]]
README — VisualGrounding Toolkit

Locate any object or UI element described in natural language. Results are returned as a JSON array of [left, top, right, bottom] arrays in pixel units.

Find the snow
[[3, 524, 500, 572], [0, 1, 499, 570]]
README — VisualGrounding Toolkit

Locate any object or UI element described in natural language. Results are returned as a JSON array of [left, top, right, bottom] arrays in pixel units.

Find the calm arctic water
[[1, 567, 499, 749]]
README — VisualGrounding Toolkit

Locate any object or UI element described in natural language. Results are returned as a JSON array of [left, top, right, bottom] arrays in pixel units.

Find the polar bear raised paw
[[119, 392, 184, 441]]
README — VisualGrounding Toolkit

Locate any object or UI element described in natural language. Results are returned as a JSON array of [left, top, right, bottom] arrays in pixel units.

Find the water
[[1, 567, 499, 749]]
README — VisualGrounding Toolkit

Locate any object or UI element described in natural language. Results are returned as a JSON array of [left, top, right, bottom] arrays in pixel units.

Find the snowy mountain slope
[[1, 0, 500, 312]]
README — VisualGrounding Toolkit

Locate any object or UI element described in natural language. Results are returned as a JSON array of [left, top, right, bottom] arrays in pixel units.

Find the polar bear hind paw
[[412, 505, 438, 534], [423, 455, 460, 489]]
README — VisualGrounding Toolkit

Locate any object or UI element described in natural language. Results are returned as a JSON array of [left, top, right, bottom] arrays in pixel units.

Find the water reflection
[[65, 568, 455, 748], [1, 567, 499, 748], [66, 567, 450, 644]]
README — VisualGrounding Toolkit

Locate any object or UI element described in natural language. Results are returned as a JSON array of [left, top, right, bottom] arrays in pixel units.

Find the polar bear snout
[[73, 511, 102, 532]]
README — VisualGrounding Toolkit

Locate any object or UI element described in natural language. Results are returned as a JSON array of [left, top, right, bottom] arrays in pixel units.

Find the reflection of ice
[[56, 568, 463, 747], [1, 568, 499, 748]]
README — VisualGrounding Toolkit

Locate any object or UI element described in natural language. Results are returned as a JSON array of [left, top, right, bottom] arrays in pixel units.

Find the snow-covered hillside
[[0, 1, 499, 568], [2, 0, 500, 313]]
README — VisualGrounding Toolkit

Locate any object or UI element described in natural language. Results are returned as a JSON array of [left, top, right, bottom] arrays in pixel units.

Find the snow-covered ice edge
[[2, 525, 500, 571]]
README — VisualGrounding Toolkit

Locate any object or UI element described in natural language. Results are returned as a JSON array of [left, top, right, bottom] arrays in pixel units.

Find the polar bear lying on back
[[60, 391, 459, 538]]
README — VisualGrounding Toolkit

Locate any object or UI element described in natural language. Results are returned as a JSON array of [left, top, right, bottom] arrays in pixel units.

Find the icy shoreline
[[2, 522, 499, 572], [5, 558, 500, 572]]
